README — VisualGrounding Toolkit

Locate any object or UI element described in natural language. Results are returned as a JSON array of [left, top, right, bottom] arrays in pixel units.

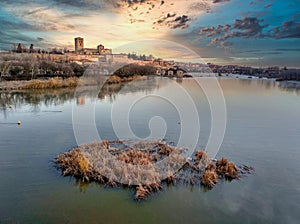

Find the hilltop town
[[0, 37, 299, 81]]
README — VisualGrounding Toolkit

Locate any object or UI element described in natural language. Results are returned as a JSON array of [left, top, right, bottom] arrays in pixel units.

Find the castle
[[74, 37, 84, 51], [74, 37, 112, 55]]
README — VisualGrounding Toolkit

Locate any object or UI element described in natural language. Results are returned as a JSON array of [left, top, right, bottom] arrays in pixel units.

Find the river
[[0, 77, 299, 223]]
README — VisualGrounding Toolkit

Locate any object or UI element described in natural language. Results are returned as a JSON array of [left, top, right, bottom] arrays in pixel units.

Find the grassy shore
[[0, 77, 80, 91], [0, 75, 149, 91], [19, 77, 79, 89], [0, 64, 185, 91]]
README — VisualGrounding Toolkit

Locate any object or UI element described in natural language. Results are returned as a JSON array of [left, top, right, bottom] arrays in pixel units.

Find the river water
[[0, 77, 299, 223]]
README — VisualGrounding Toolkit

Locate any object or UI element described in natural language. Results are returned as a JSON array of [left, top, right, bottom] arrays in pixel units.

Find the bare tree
[[0, 60, 11, 80]]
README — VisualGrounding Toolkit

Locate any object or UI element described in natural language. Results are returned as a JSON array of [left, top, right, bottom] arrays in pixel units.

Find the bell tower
[[75, 37, 84, 52]]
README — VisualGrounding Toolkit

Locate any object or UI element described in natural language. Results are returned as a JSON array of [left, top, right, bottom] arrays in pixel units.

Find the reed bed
[[55, 140, 253, 200], [19, 77, 80, 89]]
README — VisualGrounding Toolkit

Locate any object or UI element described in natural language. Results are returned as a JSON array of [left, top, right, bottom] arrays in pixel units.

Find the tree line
[[0, 55, 85, 80]]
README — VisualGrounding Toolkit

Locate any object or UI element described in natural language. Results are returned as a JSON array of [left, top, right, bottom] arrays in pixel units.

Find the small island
[[55, 140, 253, 201]]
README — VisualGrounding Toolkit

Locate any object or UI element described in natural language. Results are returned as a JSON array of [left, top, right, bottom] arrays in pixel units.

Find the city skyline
[[0, 0, 299, 67]]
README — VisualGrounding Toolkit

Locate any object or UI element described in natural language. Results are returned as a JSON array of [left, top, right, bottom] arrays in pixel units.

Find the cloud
[[0, 17, 35, 31], [0, 11, 44, 47], [155, 13, 176, 24], [106, 0, 153, 9], [0, 30, 37, 46], [199, 15, 300, 48], [233, 17, 267, 37], [50, 0, 102, 10], [199, 17, 268, 47], [200, 24, 231, 37], [212, 0, 230, 3], [0, 0, 229, 32], [155, 14, 191, 29], [264, 4, 272, 9], [171, 15, 191, 29], [0, 0, 232, 50], [274, 48, 300, 52], [114, 0, 228, 29], [268, 20, 300, 39], [188, 2, 211, 13], [123, 0, 148, 5], [249, 0, 264, 6], [0, 0, 101, 11]]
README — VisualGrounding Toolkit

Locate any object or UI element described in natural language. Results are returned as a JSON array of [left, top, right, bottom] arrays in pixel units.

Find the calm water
[[0, 77, 300, 223]]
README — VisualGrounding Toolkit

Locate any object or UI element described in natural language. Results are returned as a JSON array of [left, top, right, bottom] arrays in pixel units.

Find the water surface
[[0, 78, 299, 223]]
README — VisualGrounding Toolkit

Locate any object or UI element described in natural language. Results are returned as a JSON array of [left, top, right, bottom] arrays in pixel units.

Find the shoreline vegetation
[[0, 63, 189, 91], [1, 54, 299, 91], [0, 52, 299, 85], [1, 61, 299, 91], [55, 140, 254, 201], [1, 73, 299, 92], [0, 77, 80, 91]]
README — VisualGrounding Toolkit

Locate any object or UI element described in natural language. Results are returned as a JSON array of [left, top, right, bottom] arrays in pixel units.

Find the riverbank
[[0, 77, 80, 91], [0, 74, 148, 91], [0, 63, 192, 91]]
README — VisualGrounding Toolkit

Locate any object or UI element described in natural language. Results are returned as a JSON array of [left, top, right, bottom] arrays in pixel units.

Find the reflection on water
[[0, 77, 159, 111], [1, 78, 298, 115], [0, 88, 76, 108], [0, 77, 159, 118], [0, 77, 300, 223], [97, 77, 158, 101], [277, 81, 300, 94]]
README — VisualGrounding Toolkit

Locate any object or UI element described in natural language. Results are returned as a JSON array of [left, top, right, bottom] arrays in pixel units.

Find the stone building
[[75, 37, 84, 52], [97, 44, 112, 54]]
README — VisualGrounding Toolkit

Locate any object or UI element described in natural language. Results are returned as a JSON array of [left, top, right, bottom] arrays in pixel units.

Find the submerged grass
[[55, 140, 253, 201]]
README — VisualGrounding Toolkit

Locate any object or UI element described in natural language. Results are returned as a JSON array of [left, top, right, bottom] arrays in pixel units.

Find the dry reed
[[19, 77, 79, 89], [56, 148, 93, 182], [216, 158, 239, 179], [55, 140, 252, 200], [201, 169, 218, 188]]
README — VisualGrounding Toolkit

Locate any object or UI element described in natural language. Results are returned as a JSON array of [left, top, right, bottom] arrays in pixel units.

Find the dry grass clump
[[216, 158, 239, 179], [200, 163, 217, 188], [117, 149, 154, 165], [135, 182, 162, 200], [145, 182, 162, 192], [135, 184, 150, 200], [185, 151, 241, 188], [55, 140, 252, 200], [193, 150, 211, 170], [56, 148, 93, 182], [201, 169, 218, 188], [101, 140, 109, 149], [19, 77, 79, 89], [157, 142, 173, 156]]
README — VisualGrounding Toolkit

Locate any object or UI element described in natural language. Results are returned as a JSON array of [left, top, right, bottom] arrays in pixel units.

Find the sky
[[0, 0, 299, 67]]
